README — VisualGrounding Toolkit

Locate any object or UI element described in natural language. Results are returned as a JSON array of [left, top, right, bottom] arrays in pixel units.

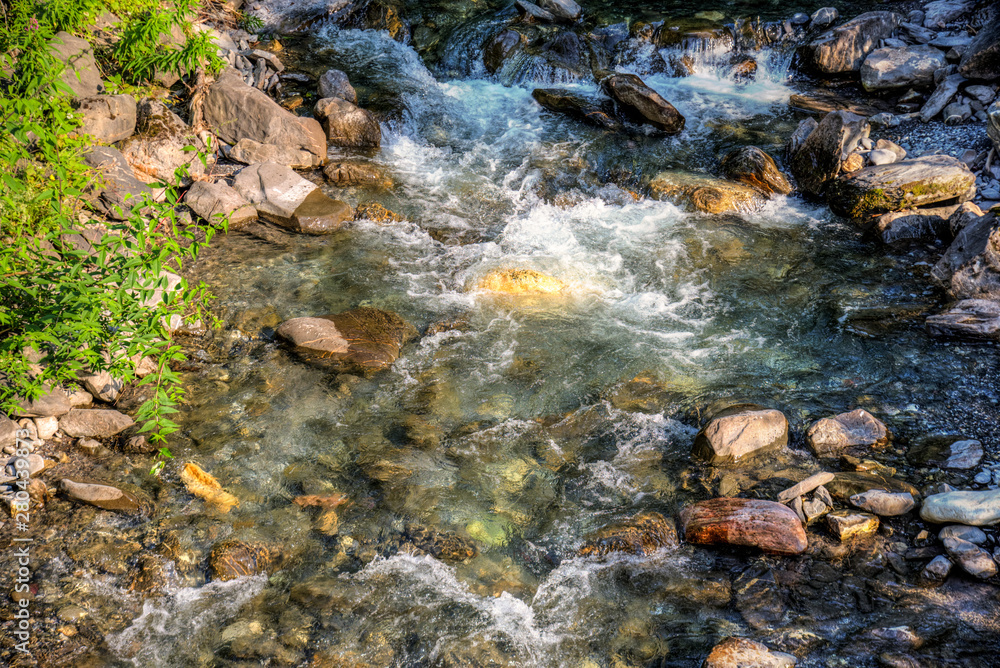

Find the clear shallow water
[[84, 14, 1000, 668]]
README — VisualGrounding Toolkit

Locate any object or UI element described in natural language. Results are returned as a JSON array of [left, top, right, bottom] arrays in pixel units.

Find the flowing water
[[35, 3, 1000, 667]]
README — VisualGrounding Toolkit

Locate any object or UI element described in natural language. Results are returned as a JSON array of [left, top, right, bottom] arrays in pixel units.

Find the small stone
[[76, 438, 101, 455], [827, 510, 880, 540], [60, 478, 140, 512], [703, 637, 796, 668], [975, 471, 992, 484], [939, 525, 987, 545], [869, 149, 898, 165], [802, 498, 828, 522], [942, 536, 997, 579], [777, 472, 836, 503], [921, 554, 953, 582], [33, 416, 58, 440], [850, 490, 916, 516]]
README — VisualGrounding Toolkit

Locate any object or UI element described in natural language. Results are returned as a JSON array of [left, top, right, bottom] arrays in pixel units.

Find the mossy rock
[[579, 511, 678, 557], [649, 171, 765, 214], [209, 539, 274, 581]]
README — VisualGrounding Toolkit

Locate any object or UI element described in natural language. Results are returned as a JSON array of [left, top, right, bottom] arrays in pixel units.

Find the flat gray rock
[[800, 11, 901, 74], [926, 300, 1000, 339], [849, 490, 916, 516], [921, 489, 1000, 525], [59, 408, 134, 438], [861, 45, 947, 90], [185, 180, 257, 229]]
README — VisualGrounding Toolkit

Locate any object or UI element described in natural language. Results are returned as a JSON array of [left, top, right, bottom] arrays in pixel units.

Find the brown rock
[[315, 97, 381, 149], [806, 409, 888, 456], [841, 152, 865, 173], [692, 406, 788, 465], [354, 201, 404, 224], [703, 637, 796, 668], [323, 161, 392, 188], [579, 511, 677, 557], [825, 472, 919, 500], [601, 73, 685, 133], [649, 171, 765, 214], [484, 29, 525, 74], [60, 478, 141, 512], [209, 540, 273, 581], [720, 146, 792, 197], [679, 498, 808, 555], [179, 462, 239, 513], [826, 510, 879, 541]]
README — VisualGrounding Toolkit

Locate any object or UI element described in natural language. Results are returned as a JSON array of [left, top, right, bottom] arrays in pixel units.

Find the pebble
[[975, 471, 992, 484], [827, 510, 880, 540], [922, 554, 953, 582], [939, 525, 988, 545]]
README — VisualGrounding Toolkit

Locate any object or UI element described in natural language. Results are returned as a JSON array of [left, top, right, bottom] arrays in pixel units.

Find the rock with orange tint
[[679, 498, 807, 555], [579, 511, 677, 557], [703, 637, 796, 668], [180, 462, 239, 513], [475, 268, 567, 295]]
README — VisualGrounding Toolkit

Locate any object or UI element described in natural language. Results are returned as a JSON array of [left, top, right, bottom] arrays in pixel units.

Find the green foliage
[[237, 11, 265, 34], [0, 0, 227, 453]]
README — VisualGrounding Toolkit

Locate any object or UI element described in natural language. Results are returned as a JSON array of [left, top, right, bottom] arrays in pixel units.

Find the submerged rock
[[860, 45, 947, 90], [720, 146, 792, 197], [679, 498, 808, 555], [578, 511, 677, 557], [826, 510, 879, 540], [649, 171, 765, 214], [276, 307, 417, 375], [789, 110, 869, 197], [806, 409, 888, 456], [475, 268, 567, 295], [531, 88, 621, 130], [210, 539, 274, 581], [179, 462, 239, 513], [921, 489, 1000, 525], [908, 434, 985, 469], [60, 478, 140, 512], [691, 405, 788, 465], [601, 73, 685, 133], [827, 155, 975, 219], [926, 300, 1000, 340], [799, 11, 901, 74], [233, 162, 352, 234], [401, 524, 477, 562], [703, 637, 796, 668], [354, 201, 404, 223]]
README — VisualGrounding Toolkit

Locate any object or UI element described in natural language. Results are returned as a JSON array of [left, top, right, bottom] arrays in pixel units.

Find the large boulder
[[926, 300, 1000, 339], [806, 409, 888, 456], [679, 498, 808, 555], [232, 162, 352, 235], [827, 155, 975, 219], [203, 68, 326, 168], [531, 88, 621, 130], [958, 11, 1000, 80], [860, 45, 948, 90], [120, 99, 212, 183], [649, 172, 765, 214], [59, 409, 134, 438], [601, 73, 685, 133], [49, 31, 103, 98], [276, 307, 418, 375], [720, 146, 792, 197], [318, 69, 356, 104], [83, 146, 151, 220], [930, 210, 1000, 299], [788, 111, 869, 197], [921, 489, 1000, 525], [314, 97, 382, 149], [184, 180, 257, 229], [799, 12, 902, 74], [74, 95, 137, 144], [692, 405, 788, 465]]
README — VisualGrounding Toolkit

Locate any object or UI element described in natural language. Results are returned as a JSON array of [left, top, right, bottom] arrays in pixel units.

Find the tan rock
[[692, 406, 788, 465], [649, 171, 765, 214], [475, 268, 567, 295], [704, 636, 796, 668], [806, 409, 888, 456], [579, 511, 677, 557]]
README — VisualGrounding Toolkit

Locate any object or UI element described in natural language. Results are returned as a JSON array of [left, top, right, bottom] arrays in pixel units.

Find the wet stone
[[922, 554, 953, 582], [806, 409, 888, 457], [680, 498, 808, 555], [578, 511, 677, 557], [692, 405, 788, 465], [210, 539, 274, 581], [920, 489, 1000, 526], [907, 435, 984, 469], [720, 146, 793, 197], [703, 636, 796, 668], [826, 472, 920, 500], [849, 490, 916, 516], [60, 478, 141, 512], [400, 524, 477, 562], [939, 524, 988, 545], [827, 509, 880, 540], [942, 536, 997, 579]]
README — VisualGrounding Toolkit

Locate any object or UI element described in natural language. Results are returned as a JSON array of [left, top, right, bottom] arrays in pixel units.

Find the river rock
[[799, 11, 901, 74], [649, 171, 765, 214], [720, 146, 792, 197], [323, 161, 392, 188], [679, 498, 808, 555], [921, 489, 1000, 525], [233, 162, 352, 234], [49, 31, 103, 98], [74, 95, 137, 144], [789, 110, 869, 197], [923, 554, 953, 582], [59, 409, 134, 438], [926, 300, 1000, 339], [940, 524, 988, 544], [318, 69, 356, 104], [703, 637, 796, 668], [14, 385, 71, 418], [931, 211, 1000, 300], [475, 268, 567, 294], [826, 472, 920, 500], [601, 73, 685, 133], [184, 180, 257, 229], [60, 478, 140, 512], [959, 13, 1000, 80], [578, 511, 677, 557], [78, 368, 122, 403], [484, 29, 525, 74], [989, 101, 1000, 153], [355, 201, 404, 223], [120, 99, 212, 183], [826, 510, 880, 540], [920, 74, 965, 122], [861, 45, 948, 90], [908, 434, 984, 468], [806, 409, 888, 456], [943, 536, 997, 578], [83, 146, 151, 220], [692, 406, 788, 465], [923, 0, 973, 29], [874, 205, 957, 243], [0, 416, 16, 449], [180, 462, 239, 513], [210, 539, 274, 581], [314, 96, 381, 149], [777, 472, 836, 503], [537, 0, 581, 22], [811, 7, 839, 29], [204, 68, 325, 168], [515, 0, 556, 23], [276, 307, 417, 375], [849, 490, 916, 516], [827, 155, 975, 219], [531, 88, 621, 130]]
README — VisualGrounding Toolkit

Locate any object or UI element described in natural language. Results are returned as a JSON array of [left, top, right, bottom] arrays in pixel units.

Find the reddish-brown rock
[[679, 498, 807, 555]]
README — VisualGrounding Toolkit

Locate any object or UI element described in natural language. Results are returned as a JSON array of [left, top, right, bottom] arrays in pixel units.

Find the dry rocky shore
[[4, 0, 1000, 666]]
